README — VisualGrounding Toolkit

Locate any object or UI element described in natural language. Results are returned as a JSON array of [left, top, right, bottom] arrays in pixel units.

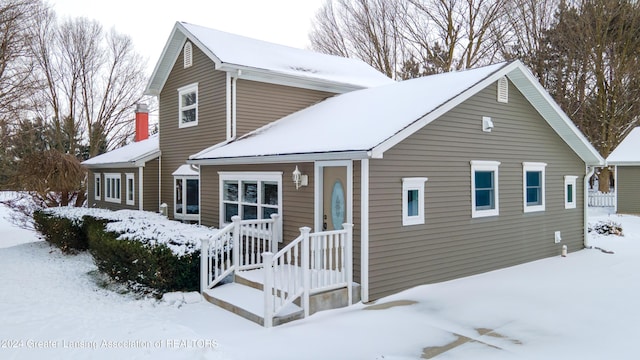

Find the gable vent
[[183, 41, 193, 69], [497, 76, 508, 103]]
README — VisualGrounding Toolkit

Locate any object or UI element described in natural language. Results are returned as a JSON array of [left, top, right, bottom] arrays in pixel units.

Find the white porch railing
[[588, 191, 616, 207], [262, 223, 353, 328], [200, 214, 280, 292]]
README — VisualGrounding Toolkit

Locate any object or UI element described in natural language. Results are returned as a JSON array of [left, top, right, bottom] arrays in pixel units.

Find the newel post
[[300, 226, 311, 318], [232, 216, 241, 270], [263, 251, 274, 328], [342, 223, 354, 306], [200, 236, 209, 294], [270, 213, 280, 254]]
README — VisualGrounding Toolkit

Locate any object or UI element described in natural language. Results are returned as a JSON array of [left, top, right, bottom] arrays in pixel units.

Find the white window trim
[[471, 161, 500, 218], [218, 172, 283, 232], [565, 175, 578, 209], [523, 162, 547, 213], [104, 173, 121, 204], [94, 173, 101, 200], [402, 177, 428, 226], [174, 176, 199, 221], [178, 83, 198, 128], [125, 173, 135, 206]]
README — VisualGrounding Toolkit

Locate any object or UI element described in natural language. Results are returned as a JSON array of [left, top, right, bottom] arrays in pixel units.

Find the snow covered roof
[[607, 127, 640, 165], [189, 61, 604, 166], [172, 164, 199, 176], [82, 135, 160, 168], [145, 22, 394, 96]]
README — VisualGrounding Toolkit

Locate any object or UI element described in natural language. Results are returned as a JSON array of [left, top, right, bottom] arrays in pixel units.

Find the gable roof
[[607, 127, 640, 165], [189, 61, 604, 166], [145, 22, 394, 96], [82, 135, 160, 169]]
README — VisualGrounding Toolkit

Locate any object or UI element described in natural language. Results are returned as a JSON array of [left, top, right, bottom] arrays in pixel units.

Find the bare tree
[[310, 0, 406, 78], [310, 0, 509, 78], [31, 13, 148, 158]]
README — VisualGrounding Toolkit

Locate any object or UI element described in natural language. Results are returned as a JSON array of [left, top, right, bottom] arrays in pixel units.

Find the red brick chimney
[[135, 103, 149, 142]]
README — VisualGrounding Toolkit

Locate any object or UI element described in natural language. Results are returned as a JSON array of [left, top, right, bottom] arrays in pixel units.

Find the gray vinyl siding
[[201, 161, 362, 284], [367, 80, 586, 300], [235, 79, 333, 137], [617, 166, 640, 214], [87, 169, 138, 211], [142, 158, 160, 212], [200, 163, 315, 245], [159, 44, 227, 217]]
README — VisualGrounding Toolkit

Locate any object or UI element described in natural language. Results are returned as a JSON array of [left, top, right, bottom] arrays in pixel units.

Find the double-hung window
[[94, 173, 101, 200], [565, 175, 578, 209], [125, 173, 135, 206], [219, 172, 282, 226], [104, 173, 121, 203], [178, 83, 198, 128], [402, 178, 428, 226], [471, 161, 500, 218], [523, 162, 547, 213]]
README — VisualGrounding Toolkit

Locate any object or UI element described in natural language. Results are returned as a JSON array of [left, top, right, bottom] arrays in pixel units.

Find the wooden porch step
[[203, 282, 304, 327]]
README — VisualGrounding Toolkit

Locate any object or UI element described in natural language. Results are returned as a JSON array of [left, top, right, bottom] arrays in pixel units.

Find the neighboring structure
[[84, 22, 605, 321], [607, 127, 640, 214], [83, 104, 160, 211]]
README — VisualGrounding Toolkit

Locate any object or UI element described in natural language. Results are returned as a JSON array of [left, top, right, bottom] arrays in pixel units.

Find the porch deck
[[200, 216, 356, 327]]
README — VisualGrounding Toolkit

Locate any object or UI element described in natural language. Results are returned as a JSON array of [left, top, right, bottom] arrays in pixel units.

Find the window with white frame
[[219, 172, 282, 225], [174, 177, 199, 220], [178, 83, 198, 128], [523, 162, 547, 213], [125, 173, 135, 206], [471, 161, 500, 218], [565, 175, 578, 209], [402, 178, 428, 226], [104, 173, 121, 203], [94, 173, 101, 200]]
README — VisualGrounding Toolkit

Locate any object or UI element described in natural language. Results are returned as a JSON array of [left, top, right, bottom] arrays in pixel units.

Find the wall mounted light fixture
[[292, 166, 308, 190]]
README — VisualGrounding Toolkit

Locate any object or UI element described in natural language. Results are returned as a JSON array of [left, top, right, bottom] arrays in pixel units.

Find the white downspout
[[361, 159, 370, 303], [138, 166, 144, 211], [584, 166, 596, 248]]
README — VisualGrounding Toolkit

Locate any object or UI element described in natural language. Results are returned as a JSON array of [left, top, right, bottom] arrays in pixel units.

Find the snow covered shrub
[[588, 220, 623, 236], [84, 215, 200, 293], [33, 210, 89, 253]]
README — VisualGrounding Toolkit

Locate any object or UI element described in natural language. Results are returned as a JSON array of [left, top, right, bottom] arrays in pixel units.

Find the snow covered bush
[[33, 207, 219, 293], [588, 220, 623, 236], [84, 216, 200, 293], [33, 210, 90, 253]]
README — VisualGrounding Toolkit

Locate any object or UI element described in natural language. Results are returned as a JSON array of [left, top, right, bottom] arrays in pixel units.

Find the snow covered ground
[[1, 203, 638, 360]]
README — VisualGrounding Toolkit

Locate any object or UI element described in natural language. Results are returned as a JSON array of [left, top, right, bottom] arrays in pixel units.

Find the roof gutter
[[188, 150, 370, 166]]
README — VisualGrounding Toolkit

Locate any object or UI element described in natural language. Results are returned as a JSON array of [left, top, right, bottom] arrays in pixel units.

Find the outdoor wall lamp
[[292, 166, 308, 190]]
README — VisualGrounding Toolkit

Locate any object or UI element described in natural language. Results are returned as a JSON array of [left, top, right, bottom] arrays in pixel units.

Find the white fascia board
[[371, 62, 517, 157], [83, 162, 140, 169], [218, 64, 366, 94], [132, 151, 161, 167], [188, 151, 369, 166], [506, 65, 605, 166], [607, 161, 640, 166], [145, 22, 223, 96]]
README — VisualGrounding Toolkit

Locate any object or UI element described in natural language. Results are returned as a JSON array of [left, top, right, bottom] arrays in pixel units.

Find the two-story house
[[83, 21, 604, 326]]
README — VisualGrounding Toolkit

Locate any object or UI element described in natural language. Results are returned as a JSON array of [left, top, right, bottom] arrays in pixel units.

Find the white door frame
[[314, 160, 353, 233]]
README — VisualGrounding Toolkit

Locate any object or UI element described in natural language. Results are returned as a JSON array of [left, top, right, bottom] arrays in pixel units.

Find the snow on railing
[[200, 214, 279, 293], [262, 224, 352, 328], [588, 191, 616, 207]]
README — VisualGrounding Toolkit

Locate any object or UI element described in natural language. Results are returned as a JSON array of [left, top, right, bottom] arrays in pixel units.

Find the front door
[[315, 161, 352, 232], [323, 166, 347, 230]]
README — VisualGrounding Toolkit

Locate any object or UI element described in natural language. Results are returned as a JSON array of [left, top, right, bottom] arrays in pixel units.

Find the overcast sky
[[47, 0, 326, 74]]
